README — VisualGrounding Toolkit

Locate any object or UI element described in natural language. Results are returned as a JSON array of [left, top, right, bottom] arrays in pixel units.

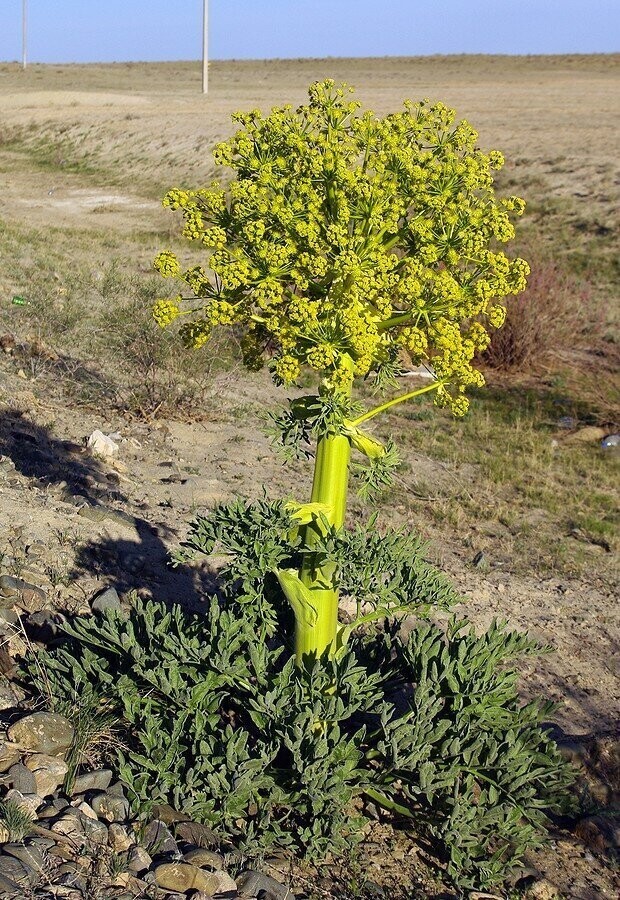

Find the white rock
[[87, 430, 119, 458]]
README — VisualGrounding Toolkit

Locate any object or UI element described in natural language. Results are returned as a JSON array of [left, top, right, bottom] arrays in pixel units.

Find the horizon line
[[2, 50, 618, 66]]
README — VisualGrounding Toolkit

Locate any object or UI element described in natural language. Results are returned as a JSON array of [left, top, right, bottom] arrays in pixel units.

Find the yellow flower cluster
[[153, 297, 181, 327], [154, 80, 529, 415]]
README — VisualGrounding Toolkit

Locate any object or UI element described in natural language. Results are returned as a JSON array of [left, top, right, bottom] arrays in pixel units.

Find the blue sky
[[1, 1, 618, 63]]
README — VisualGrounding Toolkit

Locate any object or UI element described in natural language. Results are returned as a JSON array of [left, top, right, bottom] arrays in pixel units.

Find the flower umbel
[[155, 80, 528, 416]]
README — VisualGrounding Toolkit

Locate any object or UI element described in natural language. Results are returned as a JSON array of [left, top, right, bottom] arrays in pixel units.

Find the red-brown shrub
[[481, 258, 594, 370]]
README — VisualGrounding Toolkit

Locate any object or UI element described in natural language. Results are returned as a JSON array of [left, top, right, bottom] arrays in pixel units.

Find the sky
[[1, 1, 618, 64]]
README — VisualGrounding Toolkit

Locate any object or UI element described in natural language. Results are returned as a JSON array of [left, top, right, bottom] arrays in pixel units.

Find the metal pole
[[22, 0, 27, 69], [202, 0, 208, 94]]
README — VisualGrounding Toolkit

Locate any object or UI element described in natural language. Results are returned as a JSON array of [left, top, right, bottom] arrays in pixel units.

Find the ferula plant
[[29, 81, 573, 891], [153, 79, 529, 663]]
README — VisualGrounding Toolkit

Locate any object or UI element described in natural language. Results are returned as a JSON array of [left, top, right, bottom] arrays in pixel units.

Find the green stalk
[[297, 430, 351, 663], [296, 368, 353, 664], [350, 380, 443, 427]]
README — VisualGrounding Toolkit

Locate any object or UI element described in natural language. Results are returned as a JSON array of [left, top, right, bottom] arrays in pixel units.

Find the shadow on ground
[[0, 409, 216, 611]]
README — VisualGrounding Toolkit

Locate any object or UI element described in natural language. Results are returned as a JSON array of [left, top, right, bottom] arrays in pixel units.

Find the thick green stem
[[294, 356, 355, 665], [296, 430, 351, 663]]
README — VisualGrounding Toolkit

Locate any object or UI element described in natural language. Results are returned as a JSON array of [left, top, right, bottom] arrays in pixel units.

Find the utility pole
[[202, 0, 208, 94], [22, 0, 27, 69]]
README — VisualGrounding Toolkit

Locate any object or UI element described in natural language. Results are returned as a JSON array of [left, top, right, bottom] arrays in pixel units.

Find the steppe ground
[[0, 55, 618, 898]]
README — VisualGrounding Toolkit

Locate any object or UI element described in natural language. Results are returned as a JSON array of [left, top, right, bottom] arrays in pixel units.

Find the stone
[[52, 809, 108, 846], [108, 823, 134, 852], [91, 587, 121, 613], [151, 803, 192, 825], [24, 752, 68, 796], [0, 576, 46, 612], [37, 798, 69, 819], [2, 843, 45, 873], [0, 742, 20, 774], [143, 819, 179, 857], [203, 870, 238, 894], [3, 789, 39, 819], [188, 893, 216, 900], [90, 789, 130, 823], [76, 801, 99, 820], [575, 815, 620, 852], [7, 712, 74, 757], [183, 848, 224, 870], [0, 873, 21, 894], [175, 820, 219, 848], [237, 869, 294, 899], [528, 878, 561, 900], [27, 836, 56, 853], [24, 609, 60, 644], [127, 845, 152, 874], [87, 430, 119, 458], [0, 609, 19, 627], [78, 504, 135, 528], [71, 767, 113, 793], [8, 762, 38, 794], [0, 856, 34, 887], [566, 425, 607, 444], [154, 862, 223, 893]]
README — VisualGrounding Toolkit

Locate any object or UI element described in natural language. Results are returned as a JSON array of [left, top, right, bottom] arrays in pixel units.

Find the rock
[[0, 855, 34, 887], [76, 801, 98, 820], [237, 869, 294, 899], [183, 848, 224, 870], [154, 862, 226, 893], [3, 789, 39, 820], [24, 753, 68, 796], [601, 433, 620, 451], [188, 893, 216, 900], [0, 609, 19, 627], [87, 430, 119, 458], [91, 587, 121, 614], [27, 836, 56, 853], [8, 762, 38, 794], [175, 820, 219, 848], [151, 803, 192, 825], [127, 845, 152, 874], [203, 870, 238, 894], [0, 744, 21, 774], [24, 609, 61, 644], [71, 768, 113, 794], [574, 815, 620, 853], [143, 819, 179, 857], [528, 878, 561, 900], [361, 882, 385, 900], [7, 712, 74, 757], [90, 789, 130, 823], [566, 425, 607, 444], [109, 823, 134, 852], [0, 576, 46, 612], [51, 809, 108, 845], [0, 873, 21, 894], [2, 843, 45, 873], [78, 504, 135, 528], [37, 798, 69, 819]]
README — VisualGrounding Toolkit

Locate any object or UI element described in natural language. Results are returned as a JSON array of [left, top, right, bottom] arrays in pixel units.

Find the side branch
[[350, 380, 443, 427]]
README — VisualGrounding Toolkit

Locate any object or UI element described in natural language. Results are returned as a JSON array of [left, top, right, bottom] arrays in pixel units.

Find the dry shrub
[[481, 257, 596, 371]]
